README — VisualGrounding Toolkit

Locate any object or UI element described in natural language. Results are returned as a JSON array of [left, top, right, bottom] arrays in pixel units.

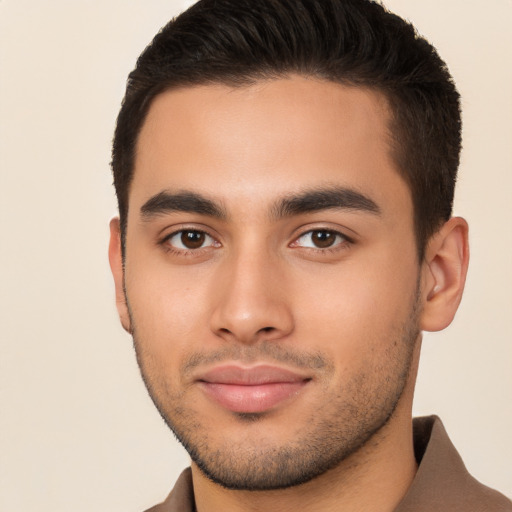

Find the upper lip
[[196, 364, 311, 385]]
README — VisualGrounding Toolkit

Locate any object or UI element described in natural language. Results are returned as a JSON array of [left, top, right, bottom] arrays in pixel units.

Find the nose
[[209, 248, 294, 345]]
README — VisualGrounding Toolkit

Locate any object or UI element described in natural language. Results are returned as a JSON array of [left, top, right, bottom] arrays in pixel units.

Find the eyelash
[[161, 228, 219, 256], [290, 229, 353, 253], [159, 228, 353, 256]]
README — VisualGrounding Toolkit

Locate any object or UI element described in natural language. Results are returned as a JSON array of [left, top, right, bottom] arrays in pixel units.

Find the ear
[[108, 218, 132, 333], [420, 217, 469, 332]]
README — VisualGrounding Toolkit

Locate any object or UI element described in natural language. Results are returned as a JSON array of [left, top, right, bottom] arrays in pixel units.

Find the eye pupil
[[181, 231, 205, 249], [312, 231, 335, 248]]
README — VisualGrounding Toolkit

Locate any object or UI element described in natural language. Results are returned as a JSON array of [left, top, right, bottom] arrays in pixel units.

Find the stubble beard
[[130, 295, 420, 491]]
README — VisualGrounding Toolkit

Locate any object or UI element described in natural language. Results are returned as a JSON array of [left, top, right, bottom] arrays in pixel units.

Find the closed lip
[[195, 364, 311, 413], [196, 364, 311, 385]]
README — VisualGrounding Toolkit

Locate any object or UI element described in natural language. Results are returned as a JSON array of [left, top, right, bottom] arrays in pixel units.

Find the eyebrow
[[271, 186, 381, 219], [139, 186, 380, 222], [140, 190, 226, 220]]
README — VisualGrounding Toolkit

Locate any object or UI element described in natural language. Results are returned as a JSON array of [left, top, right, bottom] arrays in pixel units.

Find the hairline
[[121, 74, 430, 261]]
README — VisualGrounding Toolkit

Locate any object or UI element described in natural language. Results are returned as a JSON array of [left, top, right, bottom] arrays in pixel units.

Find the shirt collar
[[146, 416, 511, 512]]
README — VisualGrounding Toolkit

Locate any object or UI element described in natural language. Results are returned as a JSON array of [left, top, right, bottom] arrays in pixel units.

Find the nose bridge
[[210, 238, 293, 343]]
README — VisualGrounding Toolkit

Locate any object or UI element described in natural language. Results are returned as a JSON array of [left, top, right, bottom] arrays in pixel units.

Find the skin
[[109, 76, 469, 512]]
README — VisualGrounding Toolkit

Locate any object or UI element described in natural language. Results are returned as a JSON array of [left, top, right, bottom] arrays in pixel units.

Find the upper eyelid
[[299, 228, 346, 237], [294, 231, 346, 245], [292, 227, 354, 244], [166, 229, 214, 239], [159, 229, 216, 252], [160, 225, 219, 242], [161, 229, 220, 253], [158, 225, 354, 247]]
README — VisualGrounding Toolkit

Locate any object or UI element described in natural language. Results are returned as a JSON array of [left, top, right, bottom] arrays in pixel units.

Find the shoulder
[[143, 468, 194, 512], [395, 416, 512, 512]]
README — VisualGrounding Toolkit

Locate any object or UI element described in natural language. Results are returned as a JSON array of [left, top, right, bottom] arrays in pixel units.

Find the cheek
[[125, 260, 213, 358], [292, 253, 418, 356]]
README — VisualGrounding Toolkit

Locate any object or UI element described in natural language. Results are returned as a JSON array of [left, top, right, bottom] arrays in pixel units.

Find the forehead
[[131, 76, 411, 219]]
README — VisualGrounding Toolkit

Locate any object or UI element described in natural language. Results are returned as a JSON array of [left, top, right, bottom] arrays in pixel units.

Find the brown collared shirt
[[144, 416, 512, 511]]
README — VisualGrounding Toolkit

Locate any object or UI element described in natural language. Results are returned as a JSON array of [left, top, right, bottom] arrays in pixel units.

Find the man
[[108, 0, 512, 510]]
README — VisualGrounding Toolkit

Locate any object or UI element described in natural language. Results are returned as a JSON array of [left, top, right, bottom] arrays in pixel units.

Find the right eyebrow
[[140, 190, 226, 220]]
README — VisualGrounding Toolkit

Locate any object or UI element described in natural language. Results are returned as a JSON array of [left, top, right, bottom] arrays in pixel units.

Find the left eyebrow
[[271, 186, 381, 219]]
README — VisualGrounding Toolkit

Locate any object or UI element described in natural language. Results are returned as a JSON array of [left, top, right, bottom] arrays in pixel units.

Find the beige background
[[0, 0, 511, 510]]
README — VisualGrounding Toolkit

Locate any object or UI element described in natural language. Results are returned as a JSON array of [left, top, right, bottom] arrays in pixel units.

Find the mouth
[[196, 364, 312, 414]]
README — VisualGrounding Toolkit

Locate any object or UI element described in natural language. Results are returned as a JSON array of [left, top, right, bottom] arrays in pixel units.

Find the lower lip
[[200, 381, 308, 413]]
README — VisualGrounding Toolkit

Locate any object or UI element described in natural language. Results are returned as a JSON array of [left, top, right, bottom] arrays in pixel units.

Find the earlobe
[[108, 218, 132, 334], [420, 217, 469, 332]]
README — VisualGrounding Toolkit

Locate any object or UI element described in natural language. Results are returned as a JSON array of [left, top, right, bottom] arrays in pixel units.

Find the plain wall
[[0, 1, 510, 510]]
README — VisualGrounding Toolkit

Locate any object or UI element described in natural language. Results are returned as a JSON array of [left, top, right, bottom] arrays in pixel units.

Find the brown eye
[[166, 230, 216, 251], [311, 231, 337, 248], [293, 229, 346, 249], [181, 231, 206, 249]]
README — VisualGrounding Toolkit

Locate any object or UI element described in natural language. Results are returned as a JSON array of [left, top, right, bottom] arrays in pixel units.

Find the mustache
[[126, 298, 334, 377], [180, 341, 333, 377]]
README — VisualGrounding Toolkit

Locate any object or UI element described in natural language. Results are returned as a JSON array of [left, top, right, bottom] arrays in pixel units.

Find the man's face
[[117, 77, 423, 489]]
